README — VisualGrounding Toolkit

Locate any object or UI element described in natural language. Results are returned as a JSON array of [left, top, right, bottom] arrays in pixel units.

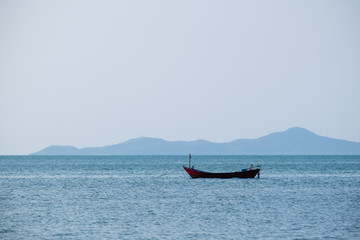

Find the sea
[[0, 155, 359, 240]]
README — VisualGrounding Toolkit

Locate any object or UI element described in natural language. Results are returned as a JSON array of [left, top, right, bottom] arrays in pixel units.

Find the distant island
[[31, 127, 360, 155]]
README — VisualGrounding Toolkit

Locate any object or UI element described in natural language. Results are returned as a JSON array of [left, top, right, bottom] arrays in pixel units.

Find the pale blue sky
[[1, 0, 359, 154]]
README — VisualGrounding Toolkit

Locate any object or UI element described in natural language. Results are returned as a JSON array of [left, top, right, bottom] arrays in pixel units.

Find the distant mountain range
[[31, 127, 360, 155]]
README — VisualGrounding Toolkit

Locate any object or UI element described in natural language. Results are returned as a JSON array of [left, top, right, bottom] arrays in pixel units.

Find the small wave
[[0, 229, 15, 234], [52, 232, 74, 237], [0, 175, 132, 179]]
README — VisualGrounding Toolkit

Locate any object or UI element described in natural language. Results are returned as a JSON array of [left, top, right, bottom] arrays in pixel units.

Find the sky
[[1, 0, 359, 155]]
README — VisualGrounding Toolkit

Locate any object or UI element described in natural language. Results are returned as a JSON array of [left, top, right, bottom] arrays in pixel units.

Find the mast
[[189, 153, 191, 168]]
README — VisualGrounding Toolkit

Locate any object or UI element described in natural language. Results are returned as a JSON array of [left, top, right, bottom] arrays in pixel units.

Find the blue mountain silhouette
[[31, 127, 360, 155]]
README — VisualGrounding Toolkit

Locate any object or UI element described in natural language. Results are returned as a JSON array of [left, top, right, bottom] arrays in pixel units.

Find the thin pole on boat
[[189, 153, 191, 168]]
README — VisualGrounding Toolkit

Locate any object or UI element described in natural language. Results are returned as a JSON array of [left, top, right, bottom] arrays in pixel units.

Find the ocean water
[[0, 155, 359, 240]]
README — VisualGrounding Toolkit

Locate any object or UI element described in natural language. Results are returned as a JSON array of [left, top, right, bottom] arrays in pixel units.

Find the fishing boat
[[183, 154, 260, 179]]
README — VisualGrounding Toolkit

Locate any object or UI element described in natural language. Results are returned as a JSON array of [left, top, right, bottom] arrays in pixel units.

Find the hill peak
[[283, 127, 316, 135], [124, 137, 165, 143]]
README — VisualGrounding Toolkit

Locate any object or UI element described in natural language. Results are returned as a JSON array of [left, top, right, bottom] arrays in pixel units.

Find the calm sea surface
[[0, 155, 359, 240]]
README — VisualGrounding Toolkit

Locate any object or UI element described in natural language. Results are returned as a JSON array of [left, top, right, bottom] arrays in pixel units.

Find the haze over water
[[1, 155, 359, 239]]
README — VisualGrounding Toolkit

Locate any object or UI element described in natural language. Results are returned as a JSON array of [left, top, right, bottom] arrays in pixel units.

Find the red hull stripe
[[183, 166, 259, 179]]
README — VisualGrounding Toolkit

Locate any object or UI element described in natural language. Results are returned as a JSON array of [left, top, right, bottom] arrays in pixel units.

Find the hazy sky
[[1, 0, 359, 154]]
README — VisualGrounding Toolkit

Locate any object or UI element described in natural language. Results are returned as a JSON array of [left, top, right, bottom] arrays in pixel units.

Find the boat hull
[[183, 166, 260, 179]]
